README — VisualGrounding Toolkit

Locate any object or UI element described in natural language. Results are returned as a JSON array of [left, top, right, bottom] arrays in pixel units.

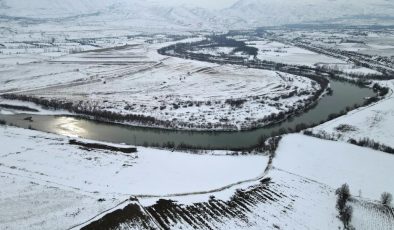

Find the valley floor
[[0, 29, 394, 229], [0, 37, 321, 130]]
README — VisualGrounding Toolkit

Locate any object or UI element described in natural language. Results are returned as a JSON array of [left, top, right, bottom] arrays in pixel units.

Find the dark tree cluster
[[1, 94, 172, 128], [348, 138, 394, 154], [232, 46, 258, 57], [336, 184, 354, 229], [381, 192, 393, 206], [225, 98, 247, 107]]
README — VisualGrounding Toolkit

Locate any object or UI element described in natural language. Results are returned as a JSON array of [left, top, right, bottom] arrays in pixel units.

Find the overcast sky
[[150, 0, 239, 9]]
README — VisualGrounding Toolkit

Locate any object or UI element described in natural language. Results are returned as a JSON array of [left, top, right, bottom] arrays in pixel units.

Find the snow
[[1, 37, 320, 131], [0, 172, 123, 230], [0, 125, 268, 228], [138, 168, 342, 230], [1, 0, 393, 31], [0, 125, 267, 196], [274, 134, 394, 200], [0, 5, 393, 228], [0, 99, 71, 115], [277, 29, 394, 74], [224, 0, 394, 27], [253, 169, 341, 230], [351, 199, 394, 230], [210, 168, 342, 230], [248, 40, 346, 67], [4, 130, 391, 229], [317, 63, 382, 76], [312, 80, 394, 148]]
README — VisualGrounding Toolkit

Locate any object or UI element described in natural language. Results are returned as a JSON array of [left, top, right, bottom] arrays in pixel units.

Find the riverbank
[[0, 79, 376, 150]]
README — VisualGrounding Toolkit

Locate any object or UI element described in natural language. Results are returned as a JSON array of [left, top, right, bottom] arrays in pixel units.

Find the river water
[[0, 79, 375, 149]]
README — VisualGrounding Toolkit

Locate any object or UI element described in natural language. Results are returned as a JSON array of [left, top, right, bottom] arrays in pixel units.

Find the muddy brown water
[[0, 79, 375, 150]]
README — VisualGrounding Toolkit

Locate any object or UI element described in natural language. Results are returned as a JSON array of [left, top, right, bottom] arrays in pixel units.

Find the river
[[0, 79, 375, 149]]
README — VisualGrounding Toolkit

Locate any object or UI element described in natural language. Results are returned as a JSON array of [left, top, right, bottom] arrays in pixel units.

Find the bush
[[225, 98, 246, 107], [336, 184, 354, 229], [381, 192, 392, 206], [339, 205, 353, 229], [336, 184, 351, 211]]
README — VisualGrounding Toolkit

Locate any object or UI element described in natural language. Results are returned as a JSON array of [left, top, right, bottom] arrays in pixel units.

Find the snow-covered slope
[[0, 0, 223, 30], [223, 0, 394, 27], [0, 0, 115, 18], [275, 134, 394, 200], [1, 0, 393, 29]]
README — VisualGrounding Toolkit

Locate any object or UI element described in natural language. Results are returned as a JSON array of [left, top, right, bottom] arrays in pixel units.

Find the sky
[[150, 0, 239, 9]]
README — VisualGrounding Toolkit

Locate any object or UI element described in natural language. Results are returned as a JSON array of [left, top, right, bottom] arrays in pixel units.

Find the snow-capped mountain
[[0, 0, 116, 18], [222, 0, 394, 27], [1, 0, 393, 29], [0, 0, 223, 30]]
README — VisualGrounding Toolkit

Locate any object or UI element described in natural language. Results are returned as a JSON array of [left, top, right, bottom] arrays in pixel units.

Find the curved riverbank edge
[[0, 79, 379, 150], [0, 74, 327, 132]]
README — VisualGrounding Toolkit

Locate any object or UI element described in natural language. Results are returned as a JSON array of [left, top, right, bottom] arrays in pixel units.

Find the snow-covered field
[[0, 125, 267, 229], [274, 134, 394, 201], [133, 169, 342, 230], [351, 199, 394, 230], [248, 40, 346, 67], [272, 134, 394, 229], [311, 80, 394, 148], [0, 36, 321, 130], [315, 31, 394, 58], [0, 126, 267, 196], [3, 127, 392, 229], [272, 29, 394, 74], [0, 174, 123, 230], [1, 13, 394, 229]]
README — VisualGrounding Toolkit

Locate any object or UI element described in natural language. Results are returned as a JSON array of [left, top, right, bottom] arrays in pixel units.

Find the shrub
[[381, 192, 392, 206], [336, 184, 351, 212], [336, 184, 354, 229], [225, 98, 246, 107], [339, 205, 353, 229]]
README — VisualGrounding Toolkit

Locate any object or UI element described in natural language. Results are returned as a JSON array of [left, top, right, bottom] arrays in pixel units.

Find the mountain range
[[1, 0, 393, 29]]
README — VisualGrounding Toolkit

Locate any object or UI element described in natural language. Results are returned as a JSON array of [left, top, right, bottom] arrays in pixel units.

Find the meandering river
[[0, 79, 375, 149]]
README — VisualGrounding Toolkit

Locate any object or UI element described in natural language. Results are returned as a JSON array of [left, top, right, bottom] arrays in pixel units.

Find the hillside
[[1, 0, 394, 29], [223, 0, 394, 27]]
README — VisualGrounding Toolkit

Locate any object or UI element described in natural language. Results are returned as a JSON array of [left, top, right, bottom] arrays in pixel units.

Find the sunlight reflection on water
[[54, 117, 87, 138]]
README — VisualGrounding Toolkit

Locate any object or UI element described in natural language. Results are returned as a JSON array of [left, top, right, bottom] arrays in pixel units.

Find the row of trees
[[348, 138, 394, 154]]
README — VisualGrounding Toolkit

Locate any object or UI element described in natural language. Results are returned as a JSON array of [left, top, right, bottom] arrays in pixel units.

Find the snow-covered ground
[[273, 29, 394, 74], [351, 199, 394, 230], [248, 40, 346, 67], [0, 173, 123, 230], [71, 133, 394, 229], [1, 17, 394, 229], [0, 126, 267, 196], [311, 80, 394, 148], [136, 169, 342, 230], [274, 134, 394, 200], [1, 37, 320, 130], [270, 134, 394, 229], [315, 31, 394, 58], [246, 169, 341, 230], [0, 125, 268, 229]]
